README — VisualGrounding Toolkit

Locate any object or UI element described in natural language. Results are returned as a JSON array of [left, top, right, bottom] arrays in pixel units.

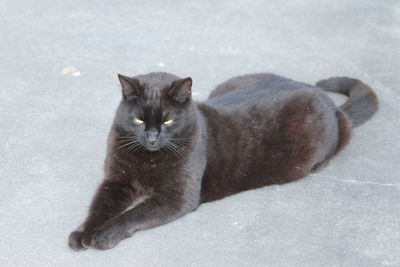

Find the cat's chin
[[145, 146, 160, 152]]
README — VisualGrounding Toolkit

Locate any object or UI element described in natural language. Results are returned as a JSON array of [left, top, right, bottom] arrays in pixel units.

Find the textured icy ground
[[0, 0, 399, 266]]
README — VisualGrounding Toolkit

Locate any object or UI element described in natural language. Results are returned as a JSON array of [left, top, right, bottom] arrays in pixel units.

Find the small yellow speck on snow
[[61, 66, 80, 77]]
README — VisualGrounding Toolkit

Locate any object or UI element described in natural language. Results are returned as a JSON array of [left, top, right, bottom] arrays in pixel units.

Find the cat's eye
[[163, 119, 173, 125], [133, 118, 144, 124]]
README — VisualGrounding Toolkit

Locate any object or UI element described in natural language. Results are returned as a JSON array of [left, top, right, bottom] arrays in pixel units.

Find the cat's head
[[113, 72, 196, 152]]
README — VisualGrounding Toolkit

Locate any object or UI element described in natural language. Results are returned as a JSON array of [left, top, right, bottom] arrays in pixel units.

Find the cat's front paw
[[68, 231, 91, 251], [89, 229, 125, 250]]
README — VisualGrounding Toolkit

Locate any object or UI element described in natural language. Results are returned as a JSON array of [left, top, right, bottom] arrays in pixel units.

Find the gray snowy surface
[[1, 0, 399, 266]]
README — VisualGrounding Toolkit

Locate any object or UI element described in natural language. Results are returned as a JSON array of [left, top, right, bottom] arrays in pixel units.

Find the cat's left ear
[[169, 77, 192, 103]]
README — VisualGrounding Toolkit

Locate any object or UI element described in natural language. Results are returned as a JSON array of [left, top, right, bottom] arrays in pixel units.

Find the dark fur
[[68, 72, 378, 250], [316, 77, 378, 127]]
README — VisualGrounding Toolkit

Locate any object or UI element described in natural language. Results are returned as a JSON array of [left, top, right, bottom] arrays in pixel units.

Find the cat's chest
[[110, 150, 183, 185]]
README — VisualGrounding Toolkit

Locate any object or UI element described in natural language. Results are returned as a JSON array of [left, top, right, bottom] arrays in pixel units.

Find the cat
[[68, 72, 378, 251]]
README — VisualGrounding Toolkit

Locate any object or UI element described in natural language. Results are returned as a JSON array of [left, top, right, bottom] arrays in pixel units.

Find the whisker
[[169, 137, 191, 143], [128, 143, 142, 152], [166, 143, 182, 159], [173, 141, 189, 149], [170, 141, 190, 153], [115, 135, 143, 152], [167, 142, 186, 159], [118, 136, 137, 139], [116, 140, 139, 150]]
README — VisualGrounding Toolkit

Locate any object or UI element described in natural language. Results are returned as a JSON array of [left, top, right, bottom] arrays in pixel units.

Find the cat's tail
[[316, 77, 378, 127]]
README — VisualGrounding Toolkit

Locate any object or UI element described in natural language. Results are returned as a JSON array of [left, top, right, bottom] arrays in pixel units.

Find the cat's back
[[203, 73, 335, 119], [205, 73, 314, 108]]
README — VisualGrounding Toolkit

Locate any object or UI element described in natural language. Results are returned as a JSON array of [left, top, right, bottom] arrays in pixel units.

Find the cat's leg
[[89, 191, 191, 250], [68, 179, 136, 251], [310, 110, 352, 173]]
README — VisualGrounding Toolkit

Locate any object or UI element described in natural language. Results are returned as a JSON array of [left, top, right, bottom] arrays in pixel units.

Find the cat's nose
[[146, 129, 159, 145]]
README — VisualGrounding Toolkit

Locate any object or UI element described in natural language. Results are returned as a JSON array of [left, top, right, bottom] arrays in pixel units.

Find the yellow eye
[[163, 119, 173, 125], [133, 118, 144, 124]]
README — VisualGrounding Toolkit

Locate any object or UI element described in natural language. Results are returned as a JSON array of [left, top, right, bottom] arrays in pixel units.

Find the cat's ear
[[169, 77, 192, 103], [118, 74, 141, 100]]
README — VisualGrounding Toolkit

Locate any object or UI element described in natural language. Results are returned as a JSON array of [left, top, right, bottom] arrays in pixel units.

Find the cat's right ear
[[118, 74, 141, 100]]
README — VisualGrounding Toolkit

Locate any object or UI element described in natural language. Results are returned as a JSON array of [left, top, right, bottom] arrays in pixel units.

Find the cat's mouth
[[145, 145, 161, 152]]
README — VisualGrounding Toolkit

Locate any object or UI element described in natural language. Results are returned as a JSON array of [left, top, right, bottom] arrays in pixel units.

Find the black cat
[[68, 72, 378, 250]]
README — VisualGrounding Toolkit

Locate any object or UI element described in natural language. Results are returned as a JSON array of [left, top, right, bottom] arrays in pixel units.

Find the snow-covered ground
[[1, 0, 399, 266]]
